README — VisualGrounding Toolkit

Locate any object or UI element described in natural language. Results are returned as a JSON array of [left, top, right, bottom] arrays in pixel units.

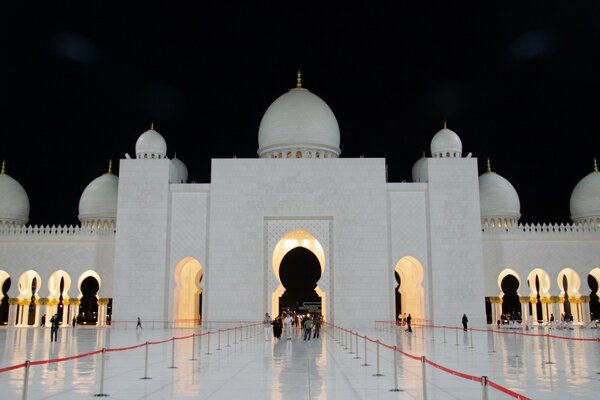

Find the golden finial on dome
[[594, 158, 598, 173], [443, 120, 447, 129], [107, 160, 113, 174], [1, 160, 5, 175], [487, 158, 492, 173], [296, 69, 302, 89]]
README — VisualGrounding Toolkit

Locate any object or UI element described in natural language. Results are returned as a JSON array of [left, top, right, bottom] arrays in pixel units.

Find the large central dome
[[257, 72, 341, 159]]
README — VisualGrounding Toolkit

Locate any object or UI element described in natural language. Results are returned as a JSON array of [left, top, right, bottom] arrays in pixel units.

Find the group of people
[[263, 312, 322, 341], [397, 312, 413, 333]]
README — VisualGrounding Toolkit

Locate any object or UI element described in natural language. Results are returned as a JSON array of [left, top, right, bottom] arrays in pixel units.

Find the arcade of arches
[[489, 267, 600, 325], [0, 269, 111, 327]]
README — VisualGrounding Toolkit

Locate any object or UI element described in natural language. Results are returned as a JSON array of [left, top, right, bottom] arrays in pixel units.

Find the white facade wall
[[205, 158, 390, 328], [113, 159, 171, 322], [426, 158, 487, 327]]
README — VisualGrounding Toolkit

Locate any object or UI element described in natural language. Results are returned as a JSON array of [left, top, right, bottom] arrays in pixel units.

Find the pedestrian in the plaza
[[462, 314, 468, 331], [72, 316, 76, 327], [263, 313, 272, 341], [405, 313, 412, 333], [284, 313, 294, 340], [272, 315, 282, 340], [303, 315, 313, 341], [50, 314, 59, 342], [136, 317, 142, 330], [313, 314, 321, 338]]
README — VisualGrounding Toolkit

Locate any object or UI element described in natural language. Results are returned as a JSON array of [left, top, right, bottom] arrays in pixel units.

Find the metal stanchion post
[[226, 328, 231, 347], [190, 334, 197, 360], [389, 346, 402, 392], [22, 360, 30, 400], [421, 356, 427, 400], [217, 329, 222, 350], [481, 376, 489, 400], [361, 336, 370, 366], [372, 340, 384, 376], [349, 331, 354, 354], [234, 326, 239, 344], [94, 348, 109, 397], [545, 333, 555, 364], [353, 334, 360, 359], [206, 331, 212, 355], [169, 338, 178, 368], [140, 341, 151, 379], [455, 327, 459, 346]]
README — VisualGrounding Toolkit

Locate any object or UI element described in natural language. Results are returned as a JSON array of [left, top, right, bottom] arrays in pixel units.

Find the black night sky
[[2, 2, 600, 226]]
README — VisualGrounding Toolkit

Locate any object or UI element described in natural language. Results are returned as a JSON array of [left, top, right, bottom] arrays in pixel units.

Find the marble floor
[[0, 322, 599, 399]]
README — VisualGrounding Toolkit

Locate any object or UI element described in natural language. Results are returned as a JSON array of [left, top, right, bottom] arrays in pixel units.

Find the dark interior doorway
[[79, 276, 99, 325], [0, 278, 10, 325], [278, 247, 321, 316], [589, 274, 599, 321], [501, 274, 521, 322]]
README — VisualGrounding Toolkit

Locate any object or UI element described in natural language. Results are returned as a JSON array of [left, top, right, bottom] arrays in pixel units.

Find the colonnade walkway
[[0, 321, 599, 399]]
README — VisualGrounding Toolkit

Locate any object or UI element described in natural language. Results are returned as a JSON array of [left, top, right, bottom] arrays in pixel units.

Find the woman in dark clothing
[[272, 315, 283, 340]]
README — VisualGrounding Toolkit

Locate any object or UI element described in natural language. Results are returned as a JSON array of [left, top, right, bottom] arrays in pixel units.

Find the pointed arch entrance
[[0, 271, 10, 325], [394, 256, 425, 321], [498, 269, 522, 323], [557, 268, 582, 322], [588, 268, 600, 321], [271, 230, 326, 319], [172, 257, 203, 326], [527, 268, 551, 324]]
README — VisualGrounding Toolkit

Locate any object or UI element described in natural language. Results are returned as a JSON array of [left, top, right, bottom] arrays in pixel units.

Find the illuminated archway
[[271, 230, 326, 320], [17, 270, 42, 326], [588, 268, 600, 321], [0, 271, 10, 325], [557, 268, 582, 322], [497, 268, 522, 322], [173, 257, 203, 326], [394, 256, 425, 321], [48, 270, 72, 326], [77, 270, 101, 325], [527, 268, 551, 323]]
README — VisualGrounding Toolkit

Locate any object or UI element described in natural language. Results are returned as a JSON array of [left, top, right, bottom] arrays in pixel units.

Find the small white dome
[[570, 161, 600, 224], [411, 154, 428, 182], [479, 163, 520, 226], [431, 124, 462, 158], [258, 73, 340, 159], [169, 155, 188, 184], [0, 163, 29, 226], [135, 125, 167, 159], [78, 163, 118, 228]]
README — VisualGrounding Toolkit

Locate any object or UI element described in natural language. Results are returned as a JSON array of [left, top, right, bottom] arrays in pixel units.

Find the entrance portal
[[278, 247, 321, 315], [271, 230, 326, 320], [173, 257, 203, 326]]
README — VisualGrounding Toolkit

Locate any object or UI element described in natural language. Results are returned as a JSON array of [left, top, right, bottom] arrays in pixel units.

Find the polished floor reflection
[[0, 323, 599, 399]]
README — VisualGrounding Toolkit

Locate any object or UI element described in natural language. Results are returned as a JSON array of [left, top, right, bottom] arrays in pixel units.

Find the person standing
[[303, 315, 313, 341], [50, 314, 59, 342], [272, 315, 282, 340], [313, 315, 321, 339], [72, 316, 76, 327], [462, 314, 468, 331], [284, 313, 294, 340], [263, 313, 272, 341], [405, 313, 412, 333], [136, 317, 142, 330]]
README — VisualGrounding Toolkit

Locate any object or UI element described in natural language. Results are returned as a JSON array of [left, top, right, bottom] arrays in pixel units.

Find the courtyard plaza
[[0, 320, 599, 399]]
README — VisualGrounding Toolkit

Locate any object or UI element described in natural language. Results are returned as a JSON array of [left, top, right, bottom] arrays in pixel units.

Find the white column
[[61, 298, 70, 327], [7, 299, 18, 326]]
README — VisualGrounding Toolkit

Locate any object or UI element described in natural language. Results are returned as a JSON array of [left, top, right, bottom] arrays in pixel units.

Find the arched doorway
[[0, 272, 10, 325], [588, 268, 600, 321], [17, 270, 41, 326], [79, 275, 100, 325], [173, 257, 203, 326], [278, 247, 321, 316], [271, 230, 326, 320], [527, 268, 551, 323], [557, 268, 582, 322], [394, 256, 425, 322], [48, 270, 72, 326], [498, 270, 521, 323]]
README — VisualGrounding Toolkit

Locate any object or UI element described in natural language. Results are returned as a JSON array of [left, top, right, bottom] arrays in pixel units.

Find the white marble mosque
[[0, 72, 599, 330]]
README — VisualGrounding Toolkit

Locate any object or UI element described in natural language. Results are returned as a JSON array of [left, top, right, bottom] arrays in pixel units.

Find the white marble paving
[[0, 322, 599, 399]]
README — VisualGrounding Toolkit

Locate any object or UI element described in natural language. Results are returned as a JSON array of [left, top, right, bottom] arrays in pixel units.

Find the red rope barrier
[[0, 362, 27, 373], [487, 379, 532, 400]]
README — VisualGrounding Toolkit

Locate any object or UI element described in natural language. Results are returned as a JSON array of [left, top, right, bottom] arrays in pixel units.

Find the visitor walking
[[313, 315, 321, 338], [263, 313, 272, 341], [136, 317, 142, 330], [272, 315, 282, 340], [50, 314, 59, 342], [284, 313, 294, 340], [303, 315, 313, 341], [462, 314, 468, 331], [405, 313, 412, 333]]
